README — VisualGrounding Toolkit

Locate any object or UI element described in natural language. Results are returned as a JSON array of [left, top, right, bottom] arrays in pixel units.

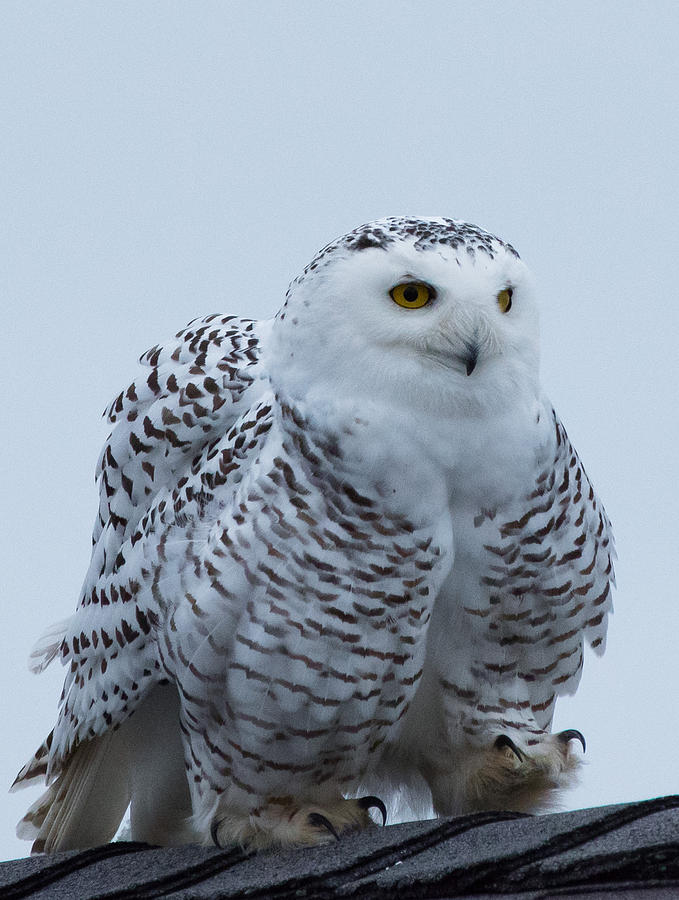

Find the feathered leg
[[123, 683, 197, 846]]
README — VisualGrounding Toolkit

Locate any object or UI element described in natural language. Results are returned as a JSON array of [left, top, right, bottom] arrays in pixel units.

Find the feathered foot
[[467, 728, 585, 814], [210, 795, 387, 850], [427, 728, 586, 817]]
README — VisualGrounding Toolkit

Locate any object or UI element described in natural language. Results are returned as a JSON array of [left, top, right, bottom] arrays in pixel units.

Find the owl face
[[272, 218, 541, 417]]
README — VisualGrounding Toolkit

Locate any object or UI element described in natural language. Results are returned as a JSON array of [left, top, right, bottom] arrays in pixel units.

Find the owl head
[[270, 217, 540, 418]]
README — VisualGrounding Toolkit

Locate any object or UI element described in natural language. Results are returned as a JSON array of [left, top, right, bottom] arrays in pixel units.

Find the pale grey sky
[[2, 0, 678, 862]]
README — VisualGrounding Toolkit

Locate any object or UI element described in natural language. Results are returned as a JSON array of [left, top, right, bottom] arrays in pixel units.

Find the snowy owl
[[13, 217, 614, 853]]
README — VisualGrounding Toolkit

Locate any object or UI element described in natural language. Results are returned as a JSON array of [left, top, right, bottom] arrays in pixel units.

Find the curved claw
[[494, 734, 525, 761], [357, 794, 388, 826], [308, 812, 340, 840], [210, 818, 224, 848], [558, 728, 586, 753]]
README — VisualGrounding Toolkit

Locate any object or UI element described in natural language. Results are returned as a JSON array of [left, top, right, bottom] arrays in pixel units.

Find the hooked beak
[[422, 329, 483, 376], [464, 342, 479, 376]]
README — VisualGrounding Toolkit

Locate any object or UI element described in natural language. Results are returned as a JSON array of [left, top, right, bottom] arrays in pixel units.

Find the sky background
[[2, 1, 678, 862]]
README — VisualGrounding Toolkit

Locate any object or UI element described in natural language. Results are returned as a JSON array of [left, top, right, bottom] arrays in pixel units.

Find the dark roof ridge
[[1, 796, 678, 899]]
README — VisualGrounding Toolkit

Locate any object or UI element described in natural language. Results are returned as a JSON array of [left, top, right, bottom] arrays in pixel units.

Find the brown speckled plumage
[[14, 217, 614, 852]]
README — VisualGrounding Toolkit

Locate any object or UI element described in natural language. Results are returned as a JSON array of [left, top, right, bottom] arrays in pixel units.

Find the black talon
[[558, 729, 586, 753], [357, 795, 388, 826], [308, 812, 340, 840], [210, 818, 224, 848], [495, 734, 525, 761]]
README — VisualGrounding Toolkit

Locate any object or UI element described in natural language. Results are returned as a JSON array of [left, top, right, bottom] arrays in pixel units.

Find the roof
[[2, 795, 678, 899]]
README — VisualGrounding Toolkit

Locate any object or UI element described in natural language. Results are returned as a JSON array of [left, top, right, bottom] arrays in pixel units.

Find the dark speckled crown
[[289, 217, 520, 295]]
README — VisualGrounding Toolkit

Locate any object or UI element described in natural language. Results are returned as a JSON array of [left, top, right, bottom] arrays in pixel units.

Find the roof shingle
[[2, 795, 678, 899]]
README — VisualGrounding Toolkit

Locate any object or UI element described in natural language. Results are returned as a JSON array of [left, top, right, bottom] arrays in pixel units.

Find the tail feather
[[15, 731, 131, 854], [11, 732, 54, 792], [14, 684, 196, 852], [28, 618, 71, 674]]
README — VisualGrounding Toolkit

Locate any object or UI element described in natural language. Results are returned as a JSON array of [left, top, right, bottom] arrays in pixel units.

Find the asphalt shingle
[[2, 795, 678, 899]]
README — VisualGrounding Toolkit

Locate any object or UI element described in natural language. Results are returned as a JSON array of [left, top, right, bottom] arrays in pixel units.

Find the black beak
[[465, 346, 478, 376]]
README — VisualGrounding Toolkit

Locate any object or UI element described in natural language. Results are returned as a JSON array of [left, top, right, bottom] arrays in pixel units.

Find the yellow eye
[[390, 282, 433, 309], [497, 287, 513, 313]]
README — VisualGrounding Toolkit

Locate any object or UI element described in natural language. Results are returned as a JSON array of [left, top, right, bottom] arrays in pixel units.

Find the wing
[[440, 407, 615, 736], [15, 313, 271, 786], [91, 314, 270, 579]]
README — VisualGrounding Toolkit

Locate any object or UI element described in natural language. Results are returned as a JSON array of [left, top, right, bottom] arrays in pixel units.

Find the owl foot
[[427, 728, 585, 817], [468, 728, 585, 814], [210, 795, 387, 850]]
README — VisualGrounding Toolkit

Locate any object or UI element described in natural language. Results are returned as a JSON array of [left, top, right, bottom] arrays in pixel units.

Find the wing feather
[[16, 314, 271, 786], [436, 408, 615, 737], [478, 409, 615, 727]]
